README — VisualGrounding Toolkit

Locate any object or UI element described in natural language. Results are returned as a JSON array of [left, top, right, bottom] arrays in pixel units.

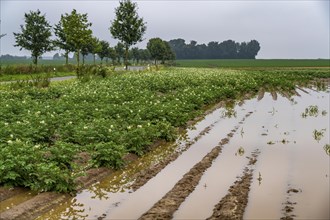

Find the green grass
[[175, 59, 330, 68], [0, 72, 75, 82], [0, 59, 102, 66]]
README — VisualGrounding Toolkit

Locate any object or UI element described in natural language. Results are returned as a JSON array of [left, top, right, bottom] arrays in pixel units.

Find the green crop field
[[1, 67, 329, 192], [175, 59, 330, 68]]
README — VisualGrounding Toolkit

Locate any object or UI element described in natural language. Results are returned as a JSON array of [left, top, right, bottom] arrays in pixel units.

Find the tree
[[114, 42, 125, 64], [162, 41, 176, 64], [88, 37, 101, 64], [147, 38, 165, 65], [108, 47, 117, 65], [139, 49, 151, 63], [147, 38, 174, 65], [110, 0, 146, 69], [54, 18, 74, 65], [98, 40, 110, 64], [131, 47, 140, 64], [13, 10, 52, 66], [61, 9, 93, 72], [246, 40, 261, 59], [81, 37, 101, 65]]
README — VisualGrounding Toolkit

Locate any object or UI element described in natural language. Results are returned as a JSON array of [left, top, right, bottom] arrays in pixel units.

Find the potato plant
[[0, 67, 329, 192]]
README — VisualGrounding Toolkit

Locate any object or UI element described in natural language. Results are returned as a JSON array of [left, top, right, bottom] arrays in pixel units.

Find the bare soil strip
[[138, 112, 253, 220], [257, 88, 265, 101], [138, 140, 225, 220], [0, 188, 28, 202], [206, 149, 260, 220], [280, 185, 302, 220], [0, 192, 69, 220]]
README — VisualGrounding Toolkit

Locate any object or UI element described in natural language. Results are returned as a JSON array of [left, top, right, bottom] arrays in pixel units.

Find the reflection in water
[[221, 102, 237, 118], [240, 127, 244, 138], [268, 107, 277, 116], [257, 172, 262, 186], [61, 198, 88, 220]]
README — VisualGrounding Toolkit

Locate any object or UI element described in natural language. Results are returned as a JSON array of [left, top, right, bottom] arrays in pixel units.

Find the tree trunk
[[33, 55, 38, 66], [65, 51, 69, 65], [82, 55, 85, 65], [125, 45, 129, 70], [77, 50, 80, 76], [93, 54, 96, 65]]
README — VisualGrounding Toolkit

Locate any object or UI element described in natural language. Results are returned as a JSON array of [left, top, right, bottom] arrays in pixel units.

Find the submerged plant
[[301, 105, 327, 118], [324, 144, 330, 156], [235, 146, 245, 156], [313, 129, 326, 142]]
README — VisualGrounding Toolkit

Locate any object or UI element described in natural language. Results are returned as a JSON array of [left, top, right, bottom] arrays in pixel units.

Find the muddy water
[[37, 86, 329, 220], [99, 103, 251, 220], [244, 88, 329, 219], [37, 102, 250, 220], [175, 88, 329, 219]]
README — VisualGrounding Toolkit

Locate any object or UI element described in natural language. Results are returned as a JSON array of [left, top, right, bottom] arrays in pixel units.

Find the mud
[[206, 150, 260, 220], [0, 167, 112, 220], [280, 185, 301, 220], [0, 187, 28, 202], [0, 192, 69, 220], [131, 100, 242, 191], [138, 112, 253, 220]]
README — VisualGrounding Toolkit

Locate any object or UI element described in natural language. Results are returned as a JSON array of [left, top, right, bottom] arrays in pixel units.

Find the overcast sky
[[1, 0, 329, 59]]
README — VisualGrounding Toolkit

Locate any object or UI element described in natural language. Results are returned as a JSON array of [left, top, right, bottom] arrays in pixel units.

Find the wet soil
[[206, 149, 260, 220], [137, 111, 254, 220]]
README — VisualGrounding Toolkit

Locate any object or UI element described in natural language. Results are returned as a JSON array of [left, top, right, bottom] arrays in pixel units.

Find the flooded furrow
[[104, 103, 252, 220], [173, 95, 271, 219], [36, 101, 251, 219], [244, 87, 330, 219], [206, 149, 261, 220]]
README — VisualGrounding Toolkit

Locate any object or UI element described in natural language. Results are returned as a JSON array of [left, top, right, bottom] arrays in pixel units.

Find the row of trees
[[13, 0, 175, 69], [168, 39, 261, 59], [53, 40, 175, 66], [14, 0, 175, 68]]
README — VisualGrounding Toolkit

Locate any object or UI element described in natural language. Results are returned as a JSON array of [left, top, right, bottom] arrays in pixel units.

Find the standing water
[[37, 85, 329, 219]]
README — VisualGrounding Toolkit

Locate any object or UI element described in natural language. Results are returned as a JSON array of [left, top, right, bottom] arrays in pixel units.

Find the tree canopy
[[168, 39, 261, 59], [147, 38, 175, 65], [61, 9, 93, 69], [13, 10, 53, 65], [110, 0, 146, 69]]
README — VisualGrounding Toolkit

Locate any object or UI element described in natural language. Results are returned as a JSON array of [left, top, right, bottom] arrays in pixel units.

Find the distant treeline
[[168, 39, 261, 59], [0, 54, 30, 60]]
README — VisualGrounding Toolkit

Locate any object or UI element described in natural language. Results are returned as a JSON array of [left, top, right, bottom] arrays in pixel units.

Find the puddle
[[36, 86, 329, 219], [173, 96, 268, 219], [244, 88, 330, 219], [37, 102, 250, 219]]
